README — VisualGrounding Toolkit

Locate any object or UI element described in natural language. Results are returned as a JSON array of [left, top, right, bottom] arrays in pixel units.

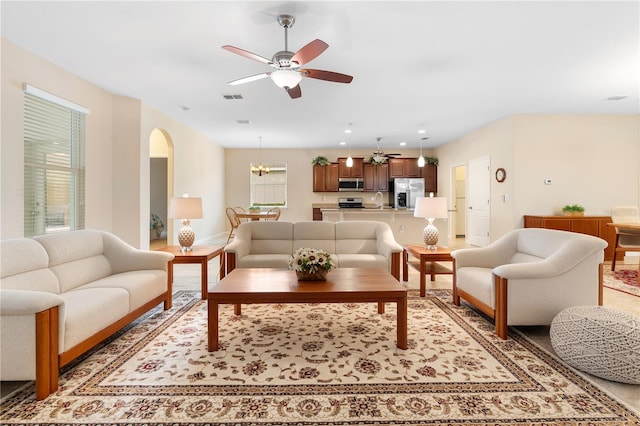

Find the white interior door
[[466, 156, 490, 247]]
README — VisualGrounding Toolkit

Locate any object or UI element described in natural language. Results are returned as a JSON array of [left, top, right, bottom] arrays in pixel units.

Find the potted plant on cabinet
[[311, 156, 330, 166], [562, 204, 585, 217]]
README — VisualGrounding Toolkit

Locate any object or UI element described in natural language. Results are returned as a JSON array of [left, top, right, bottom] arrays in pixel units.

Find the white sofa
[[0, 229, 174, 400], [225, 221, 403, 280], [451, 228, 607, 339]]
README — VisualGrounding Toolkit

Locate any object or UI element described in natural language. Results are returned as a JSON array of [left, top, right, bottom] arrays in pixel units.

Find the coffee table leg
[[397, 296, 408, 349], [234, 304, 241, 315], [207, 299, 219, 351], [378, 302, 385, 314]]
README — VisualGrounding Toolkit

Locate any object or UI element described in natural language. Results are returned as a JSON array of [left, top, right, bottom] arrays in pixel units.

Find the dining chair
[[226, 207, 242, 243], [266, 207, 281, 221], [610, 206, 640, 271]]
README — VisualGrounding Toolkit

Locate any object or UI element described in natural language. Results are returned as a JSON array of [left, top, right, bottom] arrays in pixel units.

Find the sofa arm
[[375, 227, 403, 257], [0, 289, 64, 316], [451, 246, 508, 269], [101, 232, 174, 273]]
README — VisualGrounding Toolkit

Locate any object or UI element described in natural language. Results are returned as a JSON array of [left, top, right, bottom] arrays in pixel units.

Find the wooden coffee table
[[403, 245, 453, 297], [207, 268, 408, 351]]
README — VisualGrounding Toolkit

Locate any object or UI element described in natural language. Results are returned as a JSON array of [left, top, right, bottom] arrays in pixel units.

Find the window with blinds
[[23, 87, 87, 237]]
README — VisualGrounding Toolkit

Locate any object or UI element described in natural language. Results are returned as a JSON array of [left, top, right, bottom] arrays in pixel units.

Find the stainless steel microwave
[[338, 178, 364, 191]]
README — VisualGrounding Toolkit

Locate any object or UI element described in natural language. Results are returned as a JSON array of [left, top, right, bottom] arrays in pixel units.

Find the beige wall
[[1, 38, 226, 247], [435, 114, 640, 242], [1, 38, 114, 239]]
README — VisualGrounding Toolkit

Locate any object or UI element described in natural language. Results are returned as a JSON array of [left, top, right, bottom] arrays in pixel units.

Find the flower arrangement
[[288, 248, 335, 274]]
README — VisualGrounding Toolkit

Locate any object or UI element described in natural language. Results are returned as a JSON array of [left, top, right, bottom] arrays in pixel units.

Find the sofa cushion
[[238, 254, 291, 269], [334, 221, 379, 254], [510, 252, 544, 264], [456, 267, 495, 309], [61, 287, 129, 351], [0, 239, 60, 294], [293, 221, 336, 254], [336, 253, 387, 269], [35, 230, 112, 292], [79, 270, 167, 312], [248, 222, 294, 255]]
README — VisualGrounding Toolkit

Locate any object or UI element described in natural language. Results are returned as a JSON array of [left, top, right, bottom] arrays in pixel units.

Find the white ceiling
[[2, 1, 638, 150]]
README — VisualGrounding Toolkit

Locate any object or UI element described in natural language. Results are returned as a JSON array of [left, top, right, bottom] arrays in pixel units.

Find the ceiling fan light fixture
[[270, 70, 302, 89]]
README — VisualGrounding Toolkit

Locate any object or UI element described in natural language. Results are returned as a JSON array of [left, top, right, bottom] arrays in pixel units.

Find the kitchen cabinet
[[312, 163, 339, 192], [523, 215, 615, 261], [337, 157, 364, 178], [363, 163, 389, 192], [389, 158, 421, 178], [422, 164, 437, 194]]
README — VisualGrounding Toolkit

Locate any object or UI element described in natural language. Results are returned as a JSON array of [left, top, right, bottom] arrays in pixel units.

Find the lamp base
[[423, 220, 439, 250], [178, 220, 195, 251]]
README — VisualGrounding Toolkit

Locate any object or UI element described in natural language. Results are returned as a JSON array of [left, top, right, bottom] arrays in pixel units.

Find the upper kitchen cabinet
[[422, 164, 438, 194], [313, 163, 339, 192], [337, 157, 364, 178], [389, 158, 421, 178], [363, 163, 389, 192]]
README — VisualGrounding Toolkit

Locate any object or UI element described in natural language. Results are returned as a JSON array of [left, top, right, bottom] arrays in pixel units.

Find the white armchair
[[451, 228, 607, 339]]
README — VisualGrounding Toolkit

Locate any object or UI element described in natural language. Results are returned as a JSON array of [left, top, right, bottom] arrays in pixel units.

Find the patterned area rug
[[1, 290, 638, 425], [604, 267, 640, 297]]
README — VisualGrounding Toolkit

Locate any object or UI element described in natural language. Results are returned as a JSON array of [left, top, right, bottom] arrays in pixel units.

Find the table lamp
[[168, 195, 203, 251], [414, 195, 448, 249]]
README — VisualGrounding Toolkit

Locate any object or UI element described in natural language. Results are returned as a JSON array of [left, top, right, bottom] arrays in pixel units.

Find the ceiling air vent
[[223, 94, 244, 100], [236, 120, 251, 124], [606, 96, 628, 101]]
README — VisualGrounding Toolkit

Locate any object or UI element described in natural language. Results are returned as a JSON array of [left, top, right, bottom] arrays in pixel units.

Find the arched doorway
[[149, 128, 174, 248]]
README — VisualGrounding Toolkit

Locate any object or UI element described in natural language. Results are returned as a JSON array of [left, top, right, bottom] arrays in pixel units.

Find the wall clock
[[495, 168, 506, 183]]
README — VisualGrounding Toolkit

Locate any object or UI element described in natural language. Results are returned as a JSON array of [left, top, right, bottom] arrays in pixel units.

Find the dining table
[[606, 222, 640, 284], [235, 211, 279, 221]]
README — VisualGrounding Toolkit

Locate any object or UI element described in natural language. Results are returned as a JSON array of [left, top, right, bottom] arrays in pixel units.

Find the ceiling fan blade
[[301, 69, 353, 83], [228, 72, 271, 86], [287, 85, 302, 99], [291, 39, 328, 66], [222, 45, 273, 65]]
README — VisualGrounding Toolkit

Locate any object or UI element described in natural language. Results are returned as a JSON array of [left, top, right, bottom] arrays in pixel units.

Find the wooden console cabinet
[[523, 215, 615, 261]]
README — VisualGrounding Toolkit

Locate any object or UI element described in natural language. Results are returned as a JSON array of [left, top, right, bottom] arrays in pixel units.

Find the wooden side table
[[157, 245, 225, 300], [403, 245, 453, 297]]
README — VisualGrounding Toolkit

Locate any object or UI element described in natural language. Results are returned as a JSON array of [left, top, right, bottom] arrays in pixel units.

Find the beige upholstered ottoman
[[550, 306, 640, 384]]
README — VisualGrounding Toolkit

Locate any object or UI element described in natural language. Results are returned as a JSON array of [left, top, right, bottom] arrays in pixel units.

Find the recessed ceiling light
[[418, 129, 426, 134], [339, 141, 346, 145], [344, 129, 352, 134], [606, 96, 628, 101], [400, 142, 406, 146]]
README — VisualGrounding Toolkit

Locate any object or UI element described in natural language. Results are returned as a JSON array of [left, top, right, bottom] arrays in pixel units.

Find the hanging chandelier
[[251, 136, 270, 176]]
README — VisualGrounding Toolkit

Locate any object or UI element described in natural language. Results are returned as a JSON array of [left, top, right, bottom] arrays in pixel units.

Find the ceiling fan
[[222, 14, 353, 99], [372, 137, 400, 163]]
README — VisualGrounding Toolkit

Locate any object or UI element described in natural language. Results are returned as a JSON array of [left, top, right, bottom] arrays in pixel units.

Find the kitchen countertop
[[312, 203, 405, 211]]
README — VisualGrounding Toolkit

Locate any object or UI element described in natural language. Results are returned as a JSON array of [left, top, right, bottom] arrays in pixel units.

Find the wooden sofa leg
[[452, 259, 460, 305], [35, 306, 59, 400], [495, 276, 508, 340], [227, 253, 237, 275], [598, 263, 603, 306], [390, 252, 400, 281]]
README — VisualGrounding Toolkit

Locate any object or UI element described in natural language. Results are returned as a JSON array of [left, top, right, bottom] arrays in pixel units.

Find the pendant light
[[251, 136, 270, 176], [345, 126, 353, 167], [417, 137, 427, 167]]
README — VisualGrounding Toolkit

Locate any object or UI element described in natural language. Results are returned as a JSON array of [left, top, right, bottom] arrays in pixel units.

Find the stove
[[338, 197, 364, 208]]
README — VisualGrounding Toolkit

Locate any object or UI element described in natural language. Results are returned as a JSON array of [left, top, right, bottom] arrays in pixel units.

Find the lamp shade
[[414, 196, 448, 219], [270, 70, 302, 89], [168, 196, 203, 219]]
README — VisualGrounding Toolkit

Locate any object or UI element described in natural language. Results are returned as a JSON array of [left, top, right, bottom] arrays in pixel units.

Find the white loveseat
[[0, 229, 174, 400], [225, 221, 403, 280], [451, 228, 607, 339]]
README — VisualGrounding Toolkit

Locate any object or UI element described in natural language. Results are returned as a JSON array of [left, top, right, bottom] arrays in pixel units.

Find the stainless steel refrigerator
[[389, 178, 425, 209]]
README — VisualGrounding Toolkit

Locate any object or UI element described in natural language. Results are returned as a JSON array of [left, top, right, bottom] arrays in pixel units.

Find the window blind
[[24, 89, 86, 237]]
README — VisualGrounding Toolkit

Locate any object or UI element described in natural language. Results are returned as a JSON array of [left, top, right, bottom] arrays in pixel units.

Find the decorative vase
[[296, 269, 328, 281], [563, 211, 584, 217]]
